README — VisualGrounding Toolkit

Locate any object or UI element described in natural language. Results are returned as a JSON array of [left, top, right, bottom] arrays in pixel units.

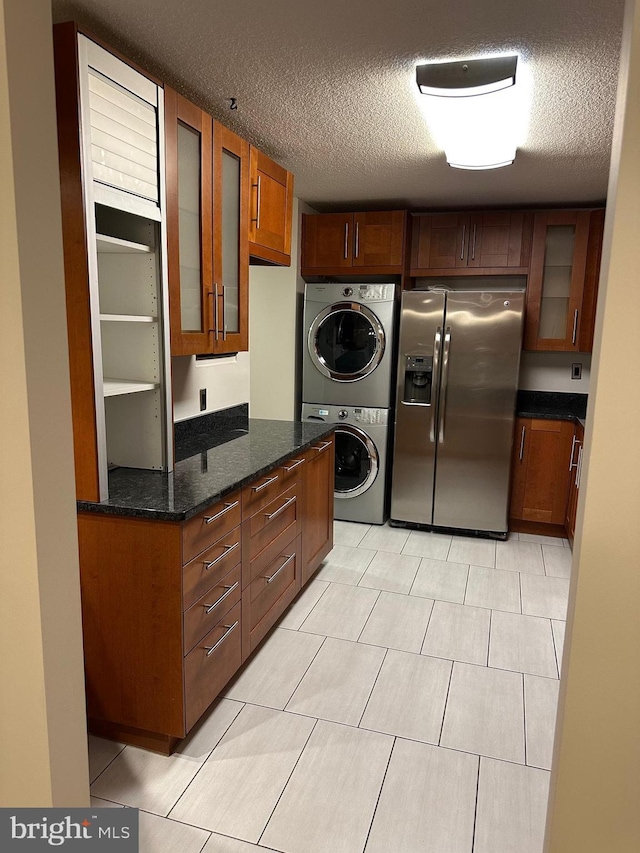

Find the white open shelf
[[96, 233, 152, 254], [103, 378, 159, 397], [100, 313, 156, 323]]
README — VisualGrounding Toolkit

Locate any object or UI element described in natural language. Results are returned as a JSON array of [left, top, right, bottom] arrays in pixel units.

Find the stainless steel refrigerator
[[390, 289, 525, 535]]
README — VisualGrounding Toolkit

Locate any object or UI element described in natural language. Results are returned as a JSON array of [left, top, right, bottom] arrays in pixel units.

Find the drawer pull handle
[[284, 458, 305, 472], [313, 441, 332, 453], [203, 581, 239, 614], [265, 553, 295, 584], [204, 500, 239, 524], [204, 621, 239, 657], [204, 542, 239, 570], [252, 474, 279, 493], [265, 495, 297, 521]]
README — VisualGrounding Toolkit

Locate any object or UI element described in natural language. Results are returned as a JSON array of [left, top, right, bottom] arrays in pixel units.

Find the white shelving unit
[[96, 234, 152, 254], [103, 379, 159, 397], [100, 314, 156, 323]]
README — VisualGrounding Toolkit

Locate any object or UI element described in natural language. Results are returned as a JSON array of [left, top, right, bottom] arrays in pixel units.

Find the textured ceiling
[[51, 0, 625, 211]]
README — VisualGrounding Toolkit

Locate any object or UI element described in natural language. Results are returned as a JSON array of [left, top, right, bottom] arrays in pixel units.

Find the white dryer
[[301, 403, 390, 525], [302, 282, 397, 408]]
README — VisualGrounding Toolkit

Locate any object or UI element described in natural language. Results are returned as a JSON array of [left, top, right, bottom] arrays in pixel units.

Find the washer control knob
[[343, 287, 354, 297], [338, 409, 349, 420]]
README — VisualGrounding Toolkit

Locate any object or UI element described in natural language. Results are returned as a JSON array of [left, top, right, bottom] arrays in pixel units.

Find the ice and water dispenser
[[402, 355, 433, 404]]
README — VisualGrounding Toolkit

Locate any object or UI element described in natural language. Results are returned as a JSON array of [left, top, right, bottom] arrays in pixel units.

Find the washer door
[[334, 425, 379, 499], [308, 302, 385, 382]]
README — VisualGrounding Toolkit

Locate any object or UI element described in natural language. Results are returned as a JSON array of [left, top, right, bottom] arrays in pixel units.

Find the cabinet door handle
[[265, 553, 295, 584], [204, 620, 238, 657], [572, 309, 579, 345], [203, 581, 239, 614], [460, 224, 466, 261], [203, 541, 239, 570], [214, 283, 219, 341], [265, 495, 296, 521], [283, 458, 305, 472], [355, 222, 360, 259], [252, 474, 279, 492], [568, 435, 580, 471], [251, 177, 261, 229], [344, 223, 349, 259], [313, 441, 332, 453], [204, 500, 239, 524], [222, 284, 227, 341], [471, 224, 477, 260], [576, 445, 583, 488], [519, 425, 526, 461]]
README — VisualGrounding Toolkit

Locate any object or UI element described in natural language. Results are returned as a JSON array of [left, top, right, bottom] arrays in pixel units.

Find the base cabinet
[[510, 418, 575, 527], [78, 436, 333, 753], [565, 422, 585, 545]]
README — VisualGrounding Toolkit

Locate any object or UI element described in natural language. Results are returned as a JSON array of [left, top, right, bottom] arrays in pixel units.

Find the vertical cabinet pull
[[576, 445, 584, 488], [222, 284, 227, 340], [354, 222, 360, 259], [438, 328, 452, 444], [214, 283, 219, 341], [460, 224, 466, 261], [568, 435, 580, 471], [572, 309, 579, 345], [251, 176, 262, 229], [471, 224, 477, 260], [519, 425, 526, 461], [344, 223, 349, 259]]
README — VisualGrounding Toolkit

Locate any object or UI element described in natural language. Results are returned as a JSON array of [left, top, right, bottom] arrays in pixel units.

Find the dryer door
[[334, 425, 379, 498], [308, 302, 385, 382]]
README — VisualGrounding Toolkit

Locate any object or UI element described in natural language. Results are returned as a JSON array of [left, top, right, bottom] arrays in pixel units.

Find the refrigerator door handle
[[438, 327, 452, 444], [429, 326, 443, 442]]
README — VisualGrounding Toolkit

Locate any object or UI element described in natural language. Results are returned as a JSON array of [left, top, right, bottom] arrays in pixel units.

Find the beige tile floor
[[89, 522, 571, 853]]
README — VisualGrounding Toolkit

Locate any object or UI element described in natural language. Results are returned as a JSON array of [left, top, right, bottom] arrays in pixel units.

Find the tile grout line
[[89, 742, 127, 787], [357, 646, 390, 728], [550, 618, 561, 678], [437, 660, 455, 747], [361, 735, 397, 853], [418, 598, 437, 655], [257, 716, 320, 847], [518, 571, 524, 615], [166, 701, 247, 818], [282, 635, 328, 710], [470, 755, 482, 853], [522, 672, 528, 767], [293, 580, 332, 631], [462, 563, 471, 605], [486, 609, 493, 667], [355, 589, 383, 642]]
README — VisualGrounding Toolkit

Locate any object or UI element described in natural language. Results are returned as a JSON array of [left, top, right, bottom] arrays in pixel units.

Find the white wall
[[519, 352, 591, 393], [172, 352, 250, 421], [249, 198, 316, 420]]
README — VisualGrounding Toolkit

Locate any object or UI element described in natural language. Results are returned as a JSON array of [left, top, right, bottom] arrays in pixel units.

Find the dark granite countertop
[[516, 391, 587, 426], [77, 418, 335, 522]]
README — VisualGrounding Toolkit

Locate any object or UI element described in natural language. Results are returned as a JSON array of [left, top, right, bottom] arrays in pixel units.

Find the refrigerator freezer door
[[432, 291, 525, 533], [390, 290, 446, 525]]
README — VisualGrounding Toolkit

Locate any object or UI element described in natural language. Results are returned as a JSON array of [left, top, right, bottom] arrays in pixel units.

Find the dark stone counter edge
[[76, 424, 335, 522], [517, 411, 585, 427]]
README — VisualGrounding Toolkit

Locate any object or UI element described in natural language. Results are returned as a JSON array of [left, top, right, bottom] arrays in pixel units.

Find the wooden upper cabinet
[[165, 90, 250, 356], [524, 209, 604, 352], [212, 122, 249, 354], [410, 211, 532, 274], [301, 210, 406, 273], [248, 147, 294, 266], [510, 418, 575, 526]]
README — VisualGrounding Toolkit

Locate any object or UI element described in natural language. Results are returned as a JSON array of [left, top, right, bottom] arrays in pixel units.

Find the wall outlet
[[571, 363, 582, 380], [199, 388, 207, 410]]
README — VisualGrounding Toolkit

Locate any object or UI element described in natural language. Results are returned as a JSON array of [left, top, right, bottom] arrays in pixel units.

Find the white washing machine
[[301, 403, 390, 525], [302, 282, 397, 409]]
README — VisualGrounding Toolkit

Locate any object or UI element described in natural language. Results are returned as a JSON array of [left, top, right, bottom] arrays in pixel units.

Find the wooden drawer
[[242, 535, 301, 658], [184, 600, 242, 731], [183, 562, 241, 654], [243, 469, 287, 517], [280, 454, 306, 487], [245, 482, 300, 561], [182, 491, 241, 565], [246, 521, 297, 588], [183, 525, 241, 609]]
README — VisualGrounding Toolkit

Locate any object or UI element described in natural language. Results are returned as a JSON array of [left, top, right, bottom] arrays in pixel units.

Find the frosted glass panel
[[177, 123, 202, 331], [221, 149, 240, 334], [538, 225, 575, 340]]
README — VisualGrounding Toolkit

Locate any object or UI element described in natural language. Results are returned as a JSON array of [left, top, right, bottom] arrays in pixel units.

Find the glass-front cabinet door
[[165, 88, 213, 356], [524, 210, 591, 351], [213, 122, 249, 354]]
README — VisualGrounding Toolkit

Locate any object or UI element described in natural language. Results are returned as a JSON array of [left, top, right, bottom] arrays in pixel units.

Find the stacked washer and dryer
[[301, 282, 397, 524]]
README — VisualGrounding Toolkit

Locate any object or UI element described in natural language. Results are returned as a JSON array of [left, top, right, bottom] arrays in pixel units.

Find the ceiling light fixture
[[415, 54, 528, 170]]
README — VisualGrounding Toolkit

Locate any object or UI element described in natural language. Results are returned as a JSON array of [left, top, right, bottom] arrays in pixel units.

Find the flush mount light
[[416, 55, 518, 98], [415, 54, 529, 170]]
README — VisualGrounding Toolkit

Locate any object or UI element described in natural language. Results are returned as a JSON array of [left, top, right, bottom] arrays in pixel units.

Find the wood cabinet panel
[[249, 147, 294, 265], [352, 211, 406, 268], [302, 437, 334, 584], [302, 213, 353, 268], [468, 211, 532, 268], [184, 600, 242, 731], [510, 418, 575, 526]]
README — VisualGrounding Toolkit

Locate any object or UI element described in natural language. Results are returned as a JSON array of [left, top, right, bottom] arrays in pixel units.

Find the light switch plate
[[571, 363, 582, 380]]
